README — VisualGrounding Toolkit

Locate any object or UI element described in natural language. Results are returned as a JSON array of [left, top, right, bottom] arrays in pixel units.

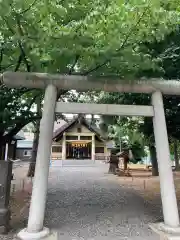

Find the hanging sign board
[[71, 143, 88, 147]]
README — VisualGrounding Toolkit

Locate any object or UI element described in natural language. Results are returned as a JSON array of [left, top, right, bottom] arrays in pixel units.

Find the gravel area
[[0, 162, 161, 240], [45, 163, 160, 239]]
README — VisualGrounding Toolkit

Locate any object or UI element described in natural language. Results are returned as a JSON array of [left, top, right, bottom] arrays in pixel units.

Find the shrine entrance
[[66, 141, 91, 159], [2, 72, 180, 239]]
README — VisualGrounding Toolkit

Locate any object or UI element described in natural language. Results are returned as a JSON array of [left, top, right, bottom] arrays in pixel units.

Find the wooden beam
[[2, 71, 180, 95], [55, 102, 154, 117]]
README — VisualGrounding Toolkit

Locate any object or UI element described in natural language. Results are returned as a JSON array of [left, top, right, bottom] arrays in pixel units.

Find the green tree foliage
[[0, 0, 180, 147], [0, 87, 41, 144], [107, 117, 147, 162], [93, 24, 180, 141], [90, 26, 180, 174], [0, 0, 179, 75]]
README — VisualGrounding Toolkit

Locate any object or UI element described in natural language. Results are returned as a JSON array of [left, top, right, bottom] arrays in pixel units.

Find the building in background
[[16, 116, 113, 161], [52, 116, 112, 160], [16, 139, 33, 161]]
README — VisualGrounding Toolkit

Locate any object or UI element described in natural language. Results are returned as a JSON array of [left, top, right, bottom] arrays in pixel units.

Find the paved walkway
[[45, 163, 160, 240]]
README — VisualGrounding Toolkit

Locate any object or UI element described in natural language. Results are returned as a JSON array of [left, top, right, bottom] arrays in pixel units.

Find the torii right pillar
[[151, 91, 180, 234]]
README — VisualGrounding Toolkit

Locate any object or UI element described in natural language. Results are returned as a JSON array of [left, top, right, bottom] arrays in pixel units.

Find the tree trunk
[[174, 139, 180, 171], [150, 145, 159, 176], [27, 98, 41, 177], [27, 121, 40, 177], [124, 157, 128, 171]]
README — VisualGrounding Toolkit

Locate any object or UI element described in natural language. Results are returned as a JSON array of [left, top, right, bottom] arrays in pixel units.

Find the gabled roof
[[4, 130, 25, 140], [53, 116, 108, 142], [53, 119, 67, 132]]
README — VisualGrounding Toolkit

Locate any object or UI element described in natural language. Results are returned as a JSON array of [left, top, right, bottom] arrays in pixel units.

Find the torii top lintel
[[1, 71, 180, 95]]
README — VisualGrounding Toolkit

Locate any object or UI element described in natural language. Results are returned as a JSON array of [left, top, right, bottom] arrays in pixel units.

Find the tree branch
[[20, 0, 38, 14], [27, 92, 41, 112], [4, 116, 40, 143], [0, 44, 4, 72], [14, 53, 23, 71], [1, 64, 14, 71], [83, 7, 149, 76], [2, 16, 31, 72], [15, 15, 31, 72], [18, 43, 31, 72], [16, 14, 24, 35]]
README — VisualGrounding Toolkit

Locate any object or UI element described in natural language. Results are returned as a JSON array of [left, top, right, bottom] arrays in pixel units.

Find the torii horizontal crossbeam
[[1, 71, 180, 95], [55, 102, 154, 117]]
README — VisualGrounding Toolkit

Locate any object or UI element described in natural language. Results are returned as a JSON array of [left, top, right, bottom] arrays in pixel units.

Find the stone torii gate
[[1, 72, 180, 239]]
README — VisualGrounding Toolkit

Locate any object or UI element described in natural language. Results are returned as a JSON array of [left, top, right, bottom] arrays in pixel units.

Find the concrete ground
[[1, 161, 161, 239], [45, 162, 160, 240]]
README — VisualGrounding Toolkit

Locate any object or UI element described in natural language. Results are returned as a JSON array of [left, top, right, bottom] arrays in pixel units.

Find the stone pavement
[[1, 162, 161, 239]]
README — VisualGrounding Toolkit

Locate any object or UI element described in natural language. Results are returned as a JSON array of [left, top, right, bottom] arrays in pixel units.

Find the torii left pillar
[[18, 84, 57, 240]]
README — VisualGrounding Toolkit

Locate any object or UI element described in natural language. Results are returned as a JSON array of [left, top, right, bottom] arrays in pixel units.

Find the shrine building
[[51, 116, 112, 160]]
